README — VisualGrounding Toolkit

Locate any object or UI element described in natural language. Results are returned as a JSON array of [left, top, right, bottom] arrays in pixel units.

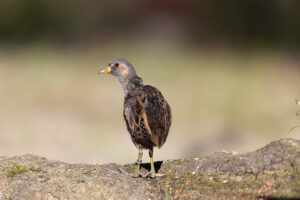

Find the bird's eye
[[115, 63, 119, 67]]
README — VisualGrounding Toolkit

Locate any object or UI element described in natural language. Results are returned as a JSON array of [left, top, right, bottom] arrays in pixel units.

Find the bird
[[98, 59, 172, 178]]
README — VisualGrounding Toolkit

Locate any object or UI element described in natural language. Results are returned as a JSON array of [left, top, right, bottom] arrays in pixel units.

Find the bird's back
[[123, 85, 171, 149]]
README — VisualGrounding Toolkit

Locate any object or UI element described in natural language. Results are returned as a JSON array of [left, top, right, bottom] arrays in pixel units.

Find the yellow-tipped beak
[[98, 66, 111, 74]]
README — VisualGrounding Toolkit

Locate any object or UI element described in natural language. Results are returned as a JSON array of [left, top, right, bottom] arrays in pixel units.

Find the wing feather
[[123, 85, 171, 148], [141, 85, 172, 148]]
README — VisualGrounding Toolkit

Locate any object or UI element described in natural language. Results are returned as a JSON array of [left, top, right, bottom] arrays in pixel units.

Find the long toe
[[155, 173, 165, 177], [142, 171, 155, 178], [132, 171, 143, 178]]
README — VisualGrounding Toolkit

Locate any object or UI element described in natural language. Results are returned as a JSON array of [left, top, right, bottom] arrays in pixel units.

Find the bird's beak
[[98, 66, 111, 74]]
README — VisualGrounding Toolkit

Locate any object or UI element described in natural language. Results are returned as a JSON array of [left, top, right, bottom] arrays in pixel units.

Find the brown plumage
[[99, 58, 172, 178]]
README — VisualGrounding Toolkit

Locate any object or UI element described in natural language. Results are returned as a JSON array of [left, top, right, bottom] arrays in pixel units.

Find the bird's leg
[[143, 148, 164, 178], [149, 149, 156, 178], [133, 148, 143, 177]]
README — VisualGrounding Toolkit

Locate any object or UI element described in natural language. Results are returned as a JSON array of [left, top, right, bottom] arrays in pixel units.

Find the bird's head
[[98, 59, 137, 81]]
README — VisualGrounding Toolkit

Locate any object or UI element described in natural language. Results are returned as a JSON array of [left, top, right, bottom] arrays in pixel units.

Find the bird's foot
[[119, 168, 144, 178], [143, 171, 165, 178], [132, 171, 144, 178]]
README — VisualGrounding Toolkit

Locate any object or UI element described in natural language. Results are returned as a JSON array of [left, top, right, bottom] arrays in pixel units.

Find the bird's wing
[[123, 96, 141, 136], [123, 85, 171, 148], [139, 85, 172, 148]]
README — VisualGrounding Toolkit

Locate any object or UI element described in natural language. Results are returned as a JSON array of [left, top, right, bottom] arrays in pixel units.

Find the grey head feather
[[108, 58, 143, 94]]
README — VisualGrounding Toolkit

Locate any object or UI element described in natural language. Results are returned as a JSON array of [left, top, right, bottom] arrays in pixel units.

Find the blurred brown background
[[0, 0, 300, 164]]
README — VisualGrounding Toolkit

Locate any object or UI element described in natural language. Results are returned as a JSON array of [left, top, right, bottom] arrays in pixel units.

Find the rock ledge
[[0, 138, 299, 199]]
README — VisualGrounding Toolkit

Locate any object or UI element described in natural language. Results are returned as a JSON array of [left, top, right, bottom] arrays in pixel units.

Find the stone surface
[[0, 138, 300, 199]]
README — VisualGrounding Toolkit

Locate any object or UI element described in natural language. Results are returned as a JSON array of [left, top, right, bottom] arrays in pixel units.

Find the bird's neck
[[119, 75, 143, 95]]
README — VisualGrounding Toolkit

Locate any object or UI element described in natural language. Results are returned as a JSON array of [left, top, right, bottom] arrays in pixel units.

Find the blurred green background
[[0, 0, 300, 164]]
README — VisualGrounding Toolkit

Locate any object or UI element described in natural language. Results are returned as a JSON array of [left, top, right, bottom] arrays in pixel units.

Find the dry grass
[[0, 43, 300, 164]]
